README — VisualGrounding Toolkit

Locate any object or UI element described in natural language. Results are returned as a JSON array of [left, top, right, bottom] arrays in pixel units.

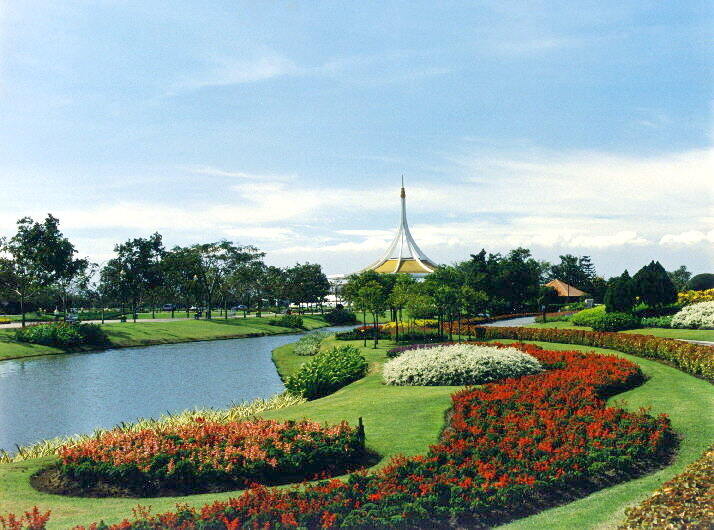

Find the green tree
[[284, 263, 330, 312], [0, 215, 81, 326], [548, 254, 597, 292], [358, 281, 388, 348], [537, 285, 561, 321], [162, 246, 202, 317], [633, 261, 678, 309], [668, 265, 692, 291], [687, 273, 714, 291], [388, 274, 416, 342], [604, 270, 636, 313]]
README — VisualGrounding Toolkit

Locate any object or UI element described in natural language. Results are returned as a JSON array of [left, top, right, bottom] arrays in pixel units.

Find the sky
[[0, 1, 712, 278]]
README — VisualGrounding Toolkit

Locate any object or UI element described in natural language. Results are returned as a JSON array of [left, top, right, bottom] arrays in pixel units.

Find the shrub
[[570, 305, 606, 326], [394, 331, 444, 343], [0, 317, 10, 325], [87, 344, 673, 529], [633, 261, 678, 308], [383, 343, 542, 386], [268, 314, 304, 329], [0, 507, 51, 530], [14, 322, 108, 348], [620, 445, 714, 529], [292, 332, 329, 356], [323, 308, 357, 325], [639, 316, 673, 328], [678, 288, 714, 306], [632, 303, 682, 318], [687, 273, 714, 291], [604, 270, 636, 313], [387, 342, 451, 358], [671, 301, 714, 329], [335, 326, 390, 341], [534, 312, 573, 323], [57, 418, 364, 495], [590, 312, 641, 332], [285, 345, 368, 399]]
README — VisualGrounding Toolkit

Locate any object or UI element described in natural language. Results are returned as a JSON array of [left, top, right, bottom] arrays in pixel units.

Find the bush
[[632, 304, 682, 318], [57, 418, 365, 495], [335, 326, 390, 341], [14, 322, 108, 348], [639, 316, 673, 328], [570, 305, 606, 326], [671, 301, 714, 329], [323, 308, 357, 325], [387, 342, 450, 358], [285, 345, 368, 399], [590, 312, 641, 332], [292, 332, 329, 356], [604, 270, 636, 313], [687, 273, 714, 291], [382, 343, 542, 386], [678, 288, 714, 306], [394, 331, 444, 343], [268, 315, 304, 329]]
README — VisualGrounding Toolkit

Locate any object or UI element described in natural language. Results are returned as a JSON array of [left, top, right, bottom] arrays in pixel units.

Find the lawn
[[0, 334, 711, 529], [528, 320, 714, 341], [0, 316, 328, 362]]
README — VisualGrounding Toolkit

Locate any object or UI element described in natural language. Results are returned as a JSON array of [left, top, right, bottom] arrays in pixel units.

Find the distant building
[[545, 279, 588, 300], [359, 179, 437, 277]]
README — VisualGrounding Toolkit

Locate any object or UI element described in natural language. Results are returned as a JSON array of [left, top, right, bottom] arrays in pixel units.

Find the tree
[[548, 254, 597, 292], [284, 263, 330, 312], [589, 276, 608, 303], [162, 247, 202, 318], [687, 273, 714, 291], [110, 233, 165, 322], [388, 274, 416, 342], [358, 281, 388, 348], [537, 285, 561, 321], [668, 265, 692, 292], [604, 270, 636, 313], [191, 241, 263, 319], [633, 261, 678, 309], [0, 215, 81, 326]]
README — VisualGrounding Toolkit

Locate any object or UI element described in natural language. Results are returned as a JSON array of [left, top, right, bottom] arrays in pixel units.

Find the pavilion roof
[[545, 279, 588, 297]]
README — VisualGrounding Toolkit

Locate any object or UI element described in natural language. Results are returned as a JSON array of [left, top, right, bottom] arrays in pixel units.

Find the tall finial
[[400, 174, 405, 198]]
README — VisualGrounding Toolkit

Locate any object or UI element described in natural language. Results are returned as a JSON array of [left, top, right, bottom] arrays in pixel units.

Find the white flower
[[671, 301, 714, 329], [382, 344, 542, 386]]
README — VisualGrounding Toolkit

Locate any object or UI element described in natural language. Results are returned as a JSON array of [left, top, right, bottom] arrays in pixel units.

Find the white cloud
[[186, 166, 294, 181], [660, 230, 714, 246]]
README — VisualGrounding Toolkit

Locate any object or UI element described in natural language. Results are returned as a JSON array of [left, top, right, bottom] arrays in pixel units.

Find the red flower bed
[[55, 419, 365, 496], [72, 343, 673, 528]]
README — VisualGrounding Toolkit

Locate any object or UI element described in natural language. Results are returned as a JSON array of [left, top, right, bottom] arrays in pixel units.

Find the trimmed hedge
[[590, 312, 640, 332], [323, 308, 357, 325], [467, 326, 714, 380], [268, 315, 304, 329], [570, 306, 606, 327], [14, 322, 108, 348]]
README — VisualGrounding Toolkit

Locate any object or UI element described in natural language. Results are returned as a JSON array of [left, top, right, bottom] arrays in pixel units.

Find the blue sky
[[0, 1, 712, 277]]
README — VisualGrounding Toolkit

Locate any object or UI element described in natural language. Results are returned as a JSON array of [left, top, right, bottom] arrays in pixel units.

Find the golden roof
[[545, 279, 588, 297], [373, 258, 436, 274]]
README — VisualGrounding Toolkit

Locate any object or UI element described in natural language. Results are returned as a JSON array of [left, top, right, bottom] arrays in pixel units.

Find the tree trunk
[[20, 293, 26, 328], [132, 299, 137, 323], [363, 309, 367, 348], [373, 313, 379, 349], [224, 298, 228, 320]]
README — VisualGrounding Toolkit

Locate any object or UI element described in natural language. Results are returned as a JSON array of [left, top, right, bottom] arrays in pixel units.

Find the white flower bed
[[382, 344, 542, 386], [293, 332, 330, 356], [671, 301, 714, 329]]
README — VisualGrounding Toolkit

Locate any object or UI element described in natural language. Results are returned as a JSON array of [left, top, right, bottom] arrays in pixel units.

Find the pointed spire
[[400, 174, 405, 198]]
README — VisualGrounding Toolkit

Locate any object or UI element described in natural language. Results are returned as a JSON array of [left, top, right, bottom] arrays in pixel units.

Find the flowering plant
[[678, 289, 714, 306], [671, 301, 714, 330]]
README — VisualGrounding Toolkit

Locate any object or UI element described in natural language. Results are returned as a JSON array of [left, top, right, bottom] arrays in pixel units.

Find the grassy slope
[[0, 316, 328, 362], [528, 321, 714, 341], [0, 335, 711, 529]]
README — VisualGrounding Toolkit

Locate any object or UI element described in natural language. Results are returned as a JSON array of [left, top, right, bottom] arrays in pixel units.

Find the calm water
[[0, 326, 350, 452]]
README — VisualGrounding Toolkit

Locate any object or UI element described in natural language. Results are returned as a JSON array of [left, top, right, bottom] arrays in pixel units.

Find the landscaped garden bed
[[60, 342, 676, 528], [31, 418, 367, 497]]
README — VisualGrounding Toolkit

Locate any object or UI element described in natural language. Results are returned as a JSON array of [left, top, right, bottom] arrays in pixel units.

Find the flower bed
[[620, 445, 714, 529], [292, 332, 329, 356], [678, 288, 714, 306], [382, 343, 542, 386], [37, 419, 365, 497], [465, 326, 714, 380], [671, 301, 714, 329], [76, 343, 674, 528]]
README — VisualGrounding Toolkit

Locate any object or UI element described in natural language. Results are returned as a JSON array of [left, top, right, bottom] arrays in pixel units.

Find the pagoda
[[360, 178, 437, 276]]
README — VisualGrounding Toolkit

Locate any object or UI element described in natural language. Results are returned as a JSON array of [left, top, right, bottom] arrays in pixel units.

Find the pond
[[0, 326, 351, 452]]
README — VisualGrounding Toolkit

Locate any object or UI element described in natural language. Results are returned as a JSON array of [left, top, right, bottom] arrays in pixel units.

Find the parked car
[[230, 305, 248, 311], [162, 304, 175, 311]]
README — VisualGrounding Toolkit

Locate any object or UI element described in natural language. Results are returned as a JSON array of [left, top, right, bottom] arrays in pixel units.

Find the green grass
[[528, 321, 714, 341], [0, 334, 711, 529], [0, 316, 328, 362]]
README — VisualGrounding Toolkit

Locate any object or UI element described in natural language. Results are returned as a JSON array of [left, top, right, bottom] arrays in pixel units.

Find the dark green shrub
[[15, 322, 108, 348], [604, 270, 636, 312], [395, 331, 445, 343], [633, 261, 678, 308], [590, 312, 641, 332], [640, 316, 673, 328], [335, 326, 390, 341], [268, 315, 304, 329], [633, 304, 681, 318], [285, 345, 368, 399], [687, 273, 714, 291], [323, 308, 357, 325]]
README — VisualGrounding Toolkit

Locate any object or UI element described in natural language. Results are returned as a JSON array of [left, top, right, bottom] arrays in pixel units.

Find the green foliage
[[292, 332, 329, 356], [285, 345, 368, 399], [640, 316, 673, 328], [268, 314, 304, 329], [323, 308, 357, 325], [604, 270, 636, 313], [14, 322, 108, 347], [548, 254, 596, 293], [590, 312, 641, 332], [687, 273, 714, 291], [570, 305, 606, 326], [538, 285, 561, 310], [633, 261, 678, 308], [667, 265, 692, 291]]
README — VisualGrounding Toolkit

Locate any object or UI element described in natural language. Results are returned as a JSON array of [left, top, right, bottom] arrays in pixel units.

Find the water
[[0, 326, 351, 452]]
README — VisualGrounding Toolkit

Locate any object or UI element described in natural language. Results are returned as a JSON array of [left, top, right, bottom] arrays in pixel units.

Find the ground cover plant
[[37, 419, 365, 497], [639, 315, 673, 328], [14, 322, 108, 348], [619, 445, 714, 529], [284, 345, 368, 399], [671, 301, 714, 330], [69, 343, 675, 528], [382, 343, 542, 386], [292, 332, 329, 356]]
